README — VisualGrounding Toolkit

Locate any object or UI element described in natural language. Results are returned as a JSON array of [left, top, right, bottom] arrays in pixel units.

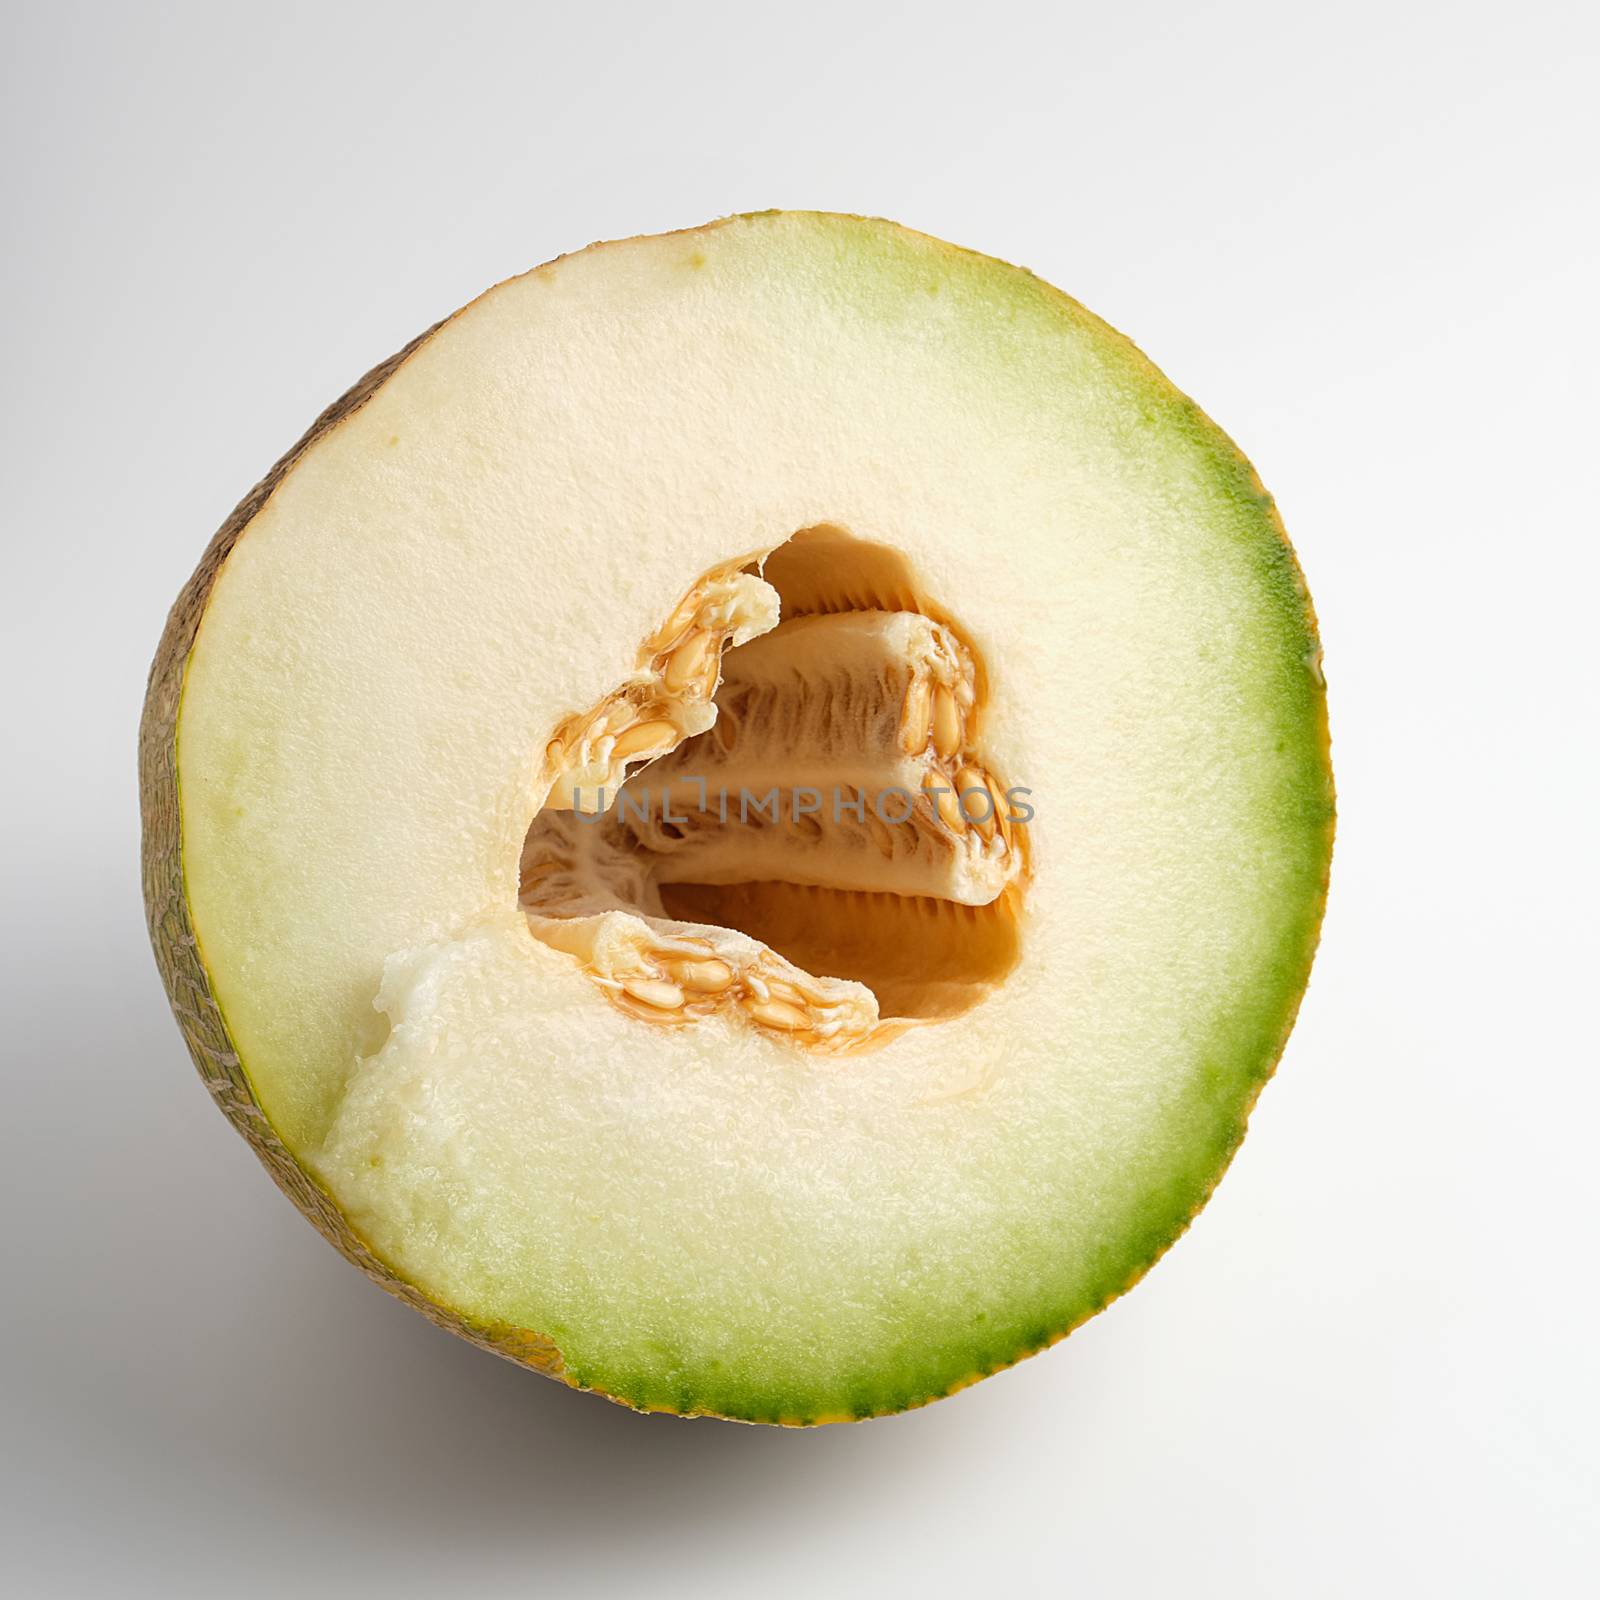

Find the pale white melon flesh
[[146, 212, 1332, 1422]]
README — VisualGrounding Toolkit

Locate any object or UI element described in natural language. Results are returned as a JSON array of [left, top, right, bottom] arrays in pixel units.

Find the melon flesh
[[158, 212, 1332, 1422]]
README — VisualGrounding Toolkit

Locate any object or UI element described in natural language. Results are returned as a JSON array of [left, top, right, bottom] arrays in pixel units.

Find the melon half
[[140, 212, 1333, 1424]]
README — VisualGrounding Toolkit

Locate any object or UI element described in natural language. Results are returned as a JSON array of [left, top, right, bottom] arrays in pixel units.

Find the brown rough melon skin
[[137, 319, 575, 1393]]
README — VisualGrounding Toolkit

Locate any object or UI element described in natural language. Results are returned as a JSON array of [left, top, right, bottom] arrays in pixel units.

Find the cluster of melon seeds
[[523, 882, 885, 1052], [522, 541, 1029, 1050], [631, 609, 1023, 905], [539, 562, 779, 810]]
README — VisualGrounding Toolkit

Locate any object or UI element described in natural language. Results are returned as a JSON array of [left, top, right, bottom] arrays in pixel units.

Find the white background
[[3, 2, 1596, 1595]]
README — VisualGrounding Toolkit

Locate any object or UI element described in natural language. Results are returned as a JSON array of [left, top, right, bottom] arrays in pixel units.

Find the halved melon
[[141, 212, 1333, 1423]]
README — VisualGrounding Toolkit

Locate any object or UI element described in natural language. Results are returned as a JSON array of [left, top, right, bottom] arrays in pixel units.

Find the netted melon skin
[[138, 324, 575, 1387], [138, 214, 1334, 1425]]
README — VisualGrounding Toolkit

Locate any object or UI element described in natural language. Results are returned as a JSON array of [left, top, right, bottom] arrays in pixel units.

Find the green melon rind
[[546, 455, 1331, 1425], [141, 211, 1333, 1425]]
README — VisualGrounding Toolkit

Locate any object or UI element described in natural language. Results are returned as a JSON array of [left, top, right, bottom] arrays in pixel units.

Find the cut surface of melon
[[155, 212, 1332, 1422]]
